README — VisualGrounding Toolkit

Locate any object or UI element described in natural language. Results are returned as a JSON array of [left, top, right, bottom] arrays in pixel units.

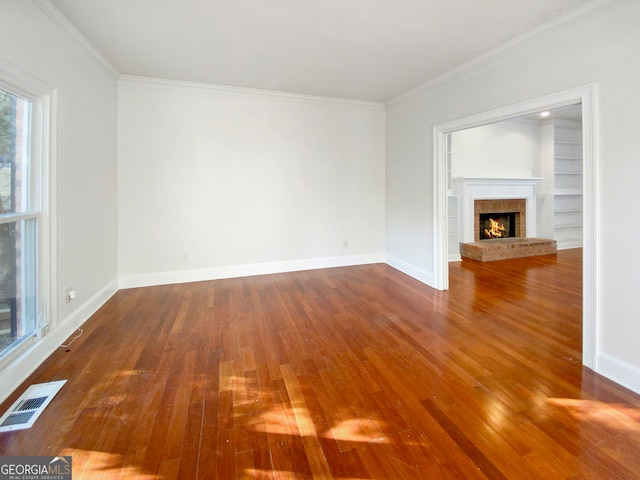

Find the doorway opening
[[432, 85, 596, 369]]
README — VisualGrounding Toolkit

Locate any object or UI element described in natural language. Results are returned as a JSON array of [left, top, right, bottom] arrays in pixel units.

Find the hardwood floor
[[1, 249, 640, 479]]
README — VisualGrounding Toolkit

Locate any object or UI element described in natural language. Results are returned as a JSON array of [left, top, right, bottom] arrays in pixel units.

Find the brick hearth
[[460, 238, 557, 262]]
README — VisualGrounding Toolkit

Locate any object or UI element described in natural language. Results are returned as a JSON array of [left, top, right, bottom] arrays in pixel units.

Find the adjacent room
[[1, 0, 640, 478]]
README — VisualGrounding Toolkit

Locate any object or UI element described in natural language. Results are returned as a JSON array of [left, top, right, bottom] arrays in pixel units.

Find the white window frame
[[0, 58, 54, 367]]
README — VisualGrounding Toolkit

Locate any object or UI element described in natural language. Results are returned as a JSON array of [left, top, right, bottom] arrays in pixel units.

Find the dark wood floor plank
[[2, 249, 640, 479]]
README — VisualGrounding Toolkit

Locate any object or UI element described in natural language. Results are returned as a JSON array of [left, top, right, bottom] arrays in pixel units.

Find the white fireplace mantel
[[452, 177, 542, 243]]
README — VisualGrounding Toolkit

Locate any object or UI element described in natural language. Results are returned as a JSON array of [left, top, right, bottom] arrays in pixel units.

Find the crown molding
[[118, 75, 386, 110], [32, 0, 119, 80], [0, 57, 53, 98], [388, 0, 618, 106]]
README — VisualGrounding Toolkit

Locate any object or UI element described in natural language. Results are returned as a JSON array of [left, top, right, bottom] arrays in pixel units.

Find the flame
[[484, 218, 507, 238]]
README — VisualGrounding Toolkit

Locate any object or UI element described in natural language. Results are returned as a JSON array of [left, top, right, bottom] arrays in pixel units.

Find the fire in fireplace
[[474, 199, 525, 241], [479, 212, 516, 239]]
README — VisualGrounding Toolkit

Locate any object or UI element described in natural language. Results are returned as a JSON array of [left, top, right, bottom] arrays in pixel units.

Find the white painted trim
[[118, 75, 386, 110], [0, 60, 57, 390], [581, 88, 597, 370], [453, 177, 542, 243], [33, 0, 119, 79], [47, 90, 59, 332], [433, 85, 597, 372], [0, 278, 118, 405], [597, 352, 640, 396], [119, 254, 386, 289], [0, 58, 53, 98], [432, 128, 448, 290], [35, 89, 55, 334], [388, 0, 614, 106], [385, 254, 434, 287]]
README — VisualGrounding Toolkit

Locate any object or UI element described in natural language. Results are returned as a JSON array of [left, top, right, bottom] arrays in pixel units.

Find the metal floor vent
[[0, 380, 67, 432]]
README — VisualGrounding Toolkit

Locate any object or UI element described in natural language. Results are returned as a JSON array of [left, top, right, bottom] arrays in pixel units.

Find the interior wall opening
[[433, 85, 595, 369]]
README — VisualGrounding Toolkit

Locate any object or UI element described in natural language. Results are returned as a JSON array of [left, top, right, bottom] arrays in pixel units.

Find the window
[[0, 78, 48, 360]]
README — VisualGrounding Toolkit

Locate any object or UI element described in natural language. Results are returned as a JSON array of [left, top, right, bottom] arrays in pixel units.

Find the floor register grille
[[0, 380, 66, 432]]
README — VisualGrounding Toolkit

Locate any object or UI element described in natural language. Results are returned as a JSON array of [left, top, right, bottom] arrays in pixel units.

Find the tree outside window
[[0, 88, 36, 355]]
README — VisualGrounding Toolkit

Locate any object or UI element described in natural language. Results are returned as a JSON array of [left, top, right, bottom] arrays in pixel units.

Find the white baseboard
[[385, 254, 435, 288], [596, 352, 640, 396], [119, 253, 386, 289], [0, 278, 119, 405]]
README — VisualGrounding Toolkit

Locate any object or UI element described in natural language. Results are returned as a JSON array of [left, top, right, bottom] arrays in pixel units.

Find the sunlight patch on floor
[[328, 418, 388, 444], [58, 448, 158, 480], [546, 398, 640, 432]]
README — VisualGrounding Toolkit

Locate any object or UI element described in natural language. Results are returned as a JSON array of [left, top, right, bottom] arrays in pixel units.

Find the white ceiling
[[48, 0, 595, 102]]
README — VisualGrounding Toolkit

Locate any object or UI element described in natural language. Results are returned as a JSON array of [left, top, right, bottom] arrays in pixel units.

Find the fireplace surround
[[453, 177, 556, 261], [452, 177, 541, 244]]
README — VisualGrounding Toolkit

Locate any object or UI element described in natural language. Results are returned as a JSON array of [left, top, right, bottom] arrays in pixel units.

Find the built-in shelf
[[554, 189, 583, 195], [555, 208, 582, 213], [553, 124, 583, 249], [555, 223, 583, 229], [448, 195, 460, 261]]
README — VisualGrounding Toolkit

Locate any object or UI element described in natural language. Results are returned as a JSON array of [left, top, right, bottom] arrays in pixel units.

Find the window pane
[[0, 87, 36, 357], [0, 219, 37, 355], [0, 89, 31, 214]]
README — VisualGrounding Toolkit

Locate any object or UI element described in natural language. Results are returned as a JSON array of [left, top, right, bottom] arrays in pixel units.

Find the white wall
[[0, 0, 118, 401], [451, 119, 557, 239], [386, 0, 640, 393], [451, 120, 541, 178], [118, 78, 385, 287]]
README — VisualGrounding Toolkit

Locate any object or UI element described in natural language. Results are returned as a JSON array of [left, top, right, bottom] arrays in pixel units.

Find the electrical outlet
[[65, 287, 76, 303], [343, 240, 349, 249]]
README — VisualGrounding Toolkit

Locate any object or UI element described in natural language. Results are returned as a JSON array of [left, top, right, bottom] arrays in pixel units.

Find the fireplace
[[452, 177, 541, 244], [454, 178, 556, 261], [479, 212, 516, 239], [473, 198, 525, 242]]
